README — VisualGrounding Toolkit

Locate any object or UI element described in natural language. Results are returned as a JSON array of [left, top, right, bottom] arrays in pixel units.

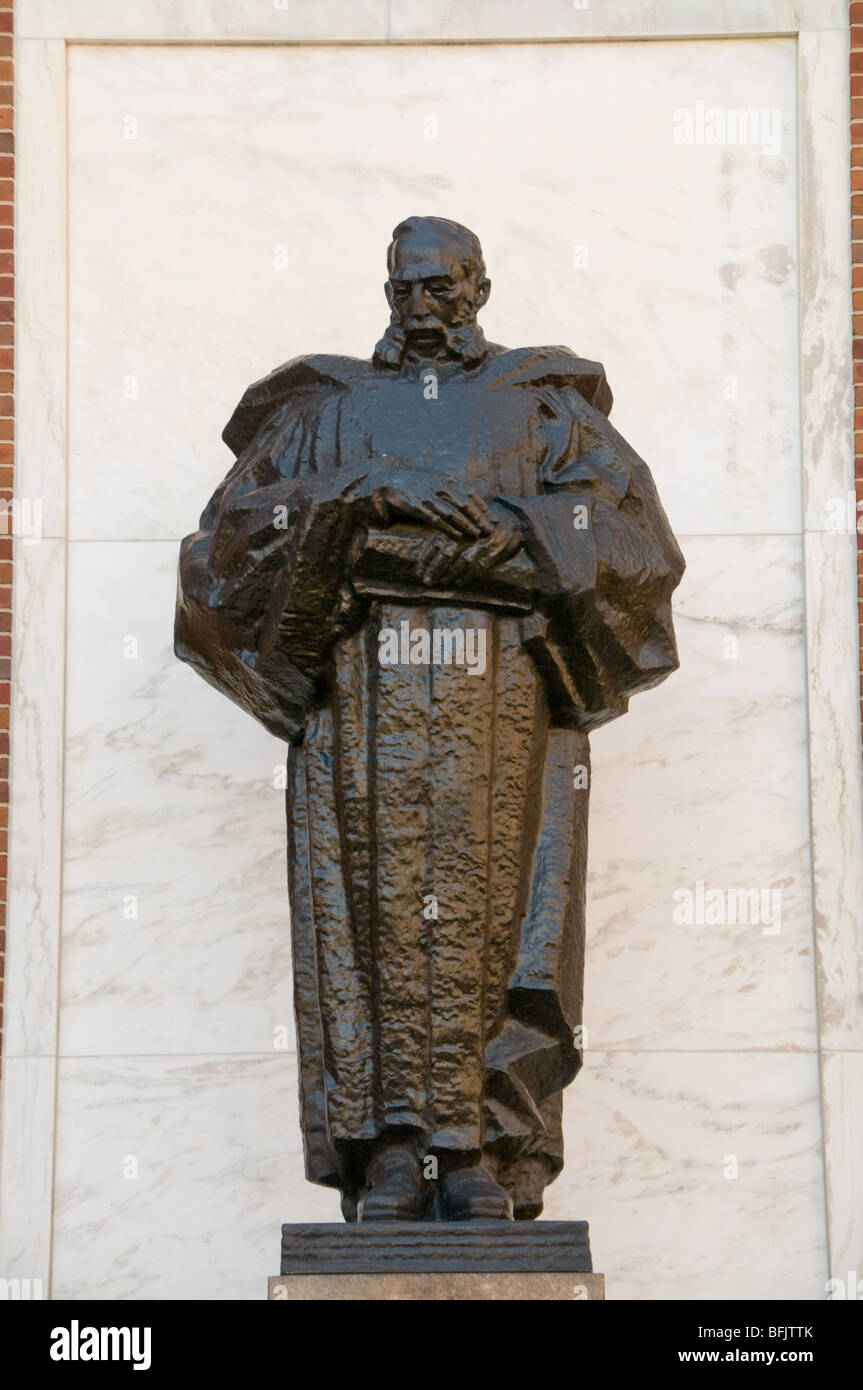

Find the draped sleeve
[[505, 381, 685, 731], [175, 384, 376, 743]]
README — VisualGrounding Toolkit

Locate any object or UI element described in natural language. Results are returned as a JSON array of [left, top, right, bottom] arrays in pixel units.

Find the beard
[[373, 315, 489, 369]]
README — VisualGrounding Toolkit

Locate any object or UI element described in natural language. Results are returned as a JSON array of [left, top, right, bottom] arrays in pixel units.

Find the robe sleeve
[[174, 390, 379, 742], [504, 383, 685, 731]]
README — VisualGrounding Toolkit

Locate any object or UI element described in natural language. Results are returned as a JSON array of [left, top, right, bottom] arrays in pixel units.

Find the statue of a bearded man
[[175, 216, 684, 1223]]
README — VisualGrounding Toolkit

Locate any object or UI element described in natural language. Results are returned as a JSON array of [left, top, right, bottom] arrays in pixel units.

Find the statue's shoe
[[438, 1164, 514, 1221], [506, 1155, 551, 1221], [357, 1144, 426, 1221]]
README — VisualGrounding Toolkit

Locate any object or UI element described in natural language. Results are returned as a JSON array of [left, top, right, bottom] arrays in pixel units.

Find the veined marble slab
[[47, 1049, 825, 1300], [544, 1050, 827, 1301], [587, 533, 815, 1053], [49, 1054, 330, 1302], [67, 39, 799, 540], [60, 542, 294, 1058], [14, 0, 849, 42]]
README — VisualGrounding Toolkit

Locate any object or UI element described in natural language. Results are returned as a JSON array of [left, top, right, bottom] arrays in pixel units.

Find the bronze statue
[[175, 217, 684, 1224]]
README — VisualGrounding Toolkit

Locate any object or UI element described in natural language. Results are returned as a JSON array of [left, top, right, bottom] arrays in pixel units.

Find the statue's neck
[[397, 351, 466, 382]]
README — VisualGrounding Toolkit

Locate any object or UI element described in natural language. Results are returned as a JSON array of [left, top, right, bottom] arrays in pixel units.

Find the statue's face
[[386, 227, 490, 356]]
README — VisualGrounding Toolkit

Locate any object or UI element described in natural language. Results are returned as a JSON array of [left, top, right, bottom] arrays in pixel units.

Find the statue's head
[[374, 216, 490, 368]]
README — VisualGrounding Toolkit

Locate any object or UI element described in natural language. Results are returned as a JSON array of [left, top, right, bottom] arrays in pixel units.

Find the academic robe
[[175, 342, 684, 1218]]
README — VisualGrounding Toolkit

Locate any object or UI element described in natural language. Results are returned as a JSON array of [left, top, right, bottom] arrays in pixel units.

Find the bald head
[[387, 216, 486, 281]]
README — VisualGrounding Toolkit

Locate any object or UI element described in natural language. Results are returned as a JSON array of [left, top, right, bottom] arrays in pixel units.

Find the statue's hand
[[417, 505, 522, 587], [369, 469, 496, 541]]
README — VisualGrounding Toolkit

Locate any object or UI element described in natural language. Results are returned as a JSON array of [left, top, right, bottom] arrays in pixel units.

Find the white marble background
[[3, 32, 847, 1300]]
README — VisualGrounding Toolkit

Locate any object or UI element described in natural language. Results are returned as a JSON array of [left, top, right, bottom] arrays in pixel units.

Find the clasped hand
[[371, 471, 522, 586]]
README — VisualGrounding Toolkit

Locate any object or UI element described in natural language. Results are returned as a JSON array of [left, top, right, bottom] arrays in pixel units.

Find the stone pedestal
[[269, 1222, 604, 1300]]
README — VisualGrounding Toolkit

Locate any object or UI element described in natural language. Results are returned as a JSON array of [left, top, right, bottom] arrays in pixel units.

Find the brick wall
[[853, 4, 863, 732], [0, 3, 12, 1082]]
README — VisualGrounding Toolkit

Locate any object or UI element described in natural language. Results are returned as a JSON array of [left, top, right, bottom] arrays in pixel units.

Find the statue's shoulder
[[222, 353, 372, 456], [481, 345, 613, 417]]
